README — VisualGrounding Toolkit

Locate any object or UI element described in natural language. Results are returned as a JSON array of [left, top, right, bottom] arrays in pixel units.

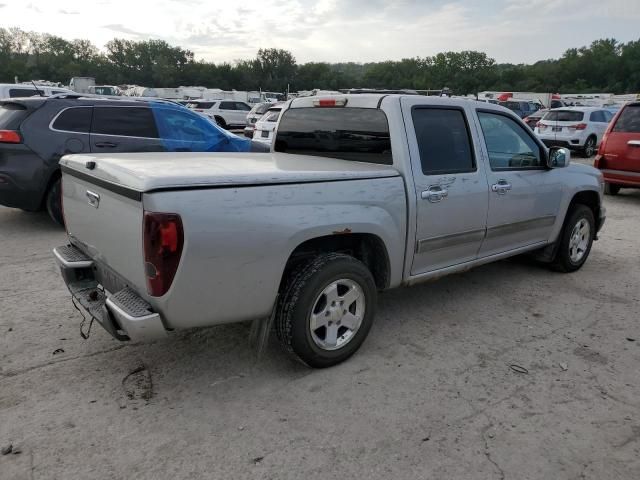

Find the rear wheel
[[214, 116, 226, 129], [45, 177, 64, 226], [551, 205, 595, 272], [582, 136, 596, 158], [604, 183, 620, 195], [275, 253, 377, 368]]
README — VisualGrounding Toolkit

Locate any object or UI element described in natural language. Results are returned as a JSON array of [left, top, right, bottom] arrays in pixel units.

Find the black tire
[[551, 205, 595, 273], [275, 253, 377, 368], [45, 177, 64, 226], [214, 116, 226, 129], [582, 136, 596, 158], [604, 182, 620, 195]]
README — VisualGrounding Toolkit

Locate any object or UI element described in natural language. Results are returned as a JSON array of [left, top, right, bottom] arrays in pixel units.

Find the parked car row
[[0, 95, 267, 224]]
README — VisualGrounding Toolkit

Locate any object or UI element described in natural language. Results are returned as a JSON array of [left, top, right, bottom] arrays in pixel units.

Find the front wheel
[[551, 205, 595, 272], [275, 253, 377, 368]]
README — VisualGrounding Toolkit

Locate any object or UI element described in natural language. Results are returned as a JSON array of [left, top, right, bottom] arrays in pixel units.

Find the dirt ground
[[1, 162, 639, 479]]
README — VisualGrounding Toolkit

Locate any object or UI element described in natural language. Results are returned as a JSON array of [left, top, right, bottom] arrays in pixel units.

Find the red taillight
[[568, 123, 587, 130], [0, 130, 21, 143], [598, 132, 609, 156], [313, 97, 347, 107], [523, 116, 529, 122], [143, 212, 184, 297]]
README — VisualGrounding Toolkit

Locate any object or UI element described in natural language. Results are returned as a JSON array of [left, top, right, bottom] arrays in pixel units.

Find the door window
[[411, 108, 475, 175], [92, 107, 159, 138], [153, 108, 212, 142], [52, 107, 92, 133], [219, 101, 236, 110], [235, 102, 251, 111], [589, 111, 606, 122], [477, 111, 543, 170]]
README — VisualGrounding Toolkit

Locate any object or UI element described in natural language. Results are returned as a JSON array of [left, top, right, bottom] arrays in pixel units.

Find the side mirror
[[547, 146, 570, 168]]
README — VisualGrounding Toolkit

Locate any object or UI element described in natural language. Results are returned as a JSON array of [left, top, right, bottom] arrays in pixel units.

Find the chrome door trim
[[405, 240, 548, 286], [417, 228, 486, 254], [486, 215, 556, 239]]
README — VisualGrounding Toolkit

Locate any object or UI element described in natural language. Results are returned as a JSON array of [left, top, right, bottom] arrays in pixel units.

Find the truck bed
[[59, 152, 400, 193]]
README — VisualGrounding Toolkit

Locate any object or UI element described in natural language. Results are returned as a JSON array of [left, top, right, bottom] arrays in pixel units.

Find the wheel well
[[282, 233, 391, 290], [569, 190, 600, 222]]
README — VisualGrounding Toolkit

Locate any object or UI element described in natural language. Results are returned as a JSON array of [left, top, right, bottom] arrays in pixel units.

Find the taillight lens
[[0, 130, 22, 143], [568, 123, 588, 130], [143, 212, 184, 297]]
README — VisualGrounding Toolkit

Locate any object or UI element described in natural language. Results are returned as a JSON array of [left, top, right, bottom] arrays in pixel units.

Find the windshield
[[543, 110, 584, 122]]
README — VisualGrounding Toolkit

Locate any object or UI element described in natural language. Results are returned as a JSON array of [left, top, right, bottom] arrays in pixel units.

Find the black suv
[[0, 95, 261, 224]]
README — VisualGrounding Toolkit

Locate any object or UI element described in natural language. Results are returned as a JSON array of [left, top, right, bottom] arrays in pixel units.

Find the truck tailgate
[[61, 169, 147, 295]]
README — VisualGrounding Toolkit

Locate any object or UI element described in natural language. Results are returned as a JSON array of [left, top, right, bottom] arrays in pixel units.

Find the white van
[[0, 84, 75, 99]]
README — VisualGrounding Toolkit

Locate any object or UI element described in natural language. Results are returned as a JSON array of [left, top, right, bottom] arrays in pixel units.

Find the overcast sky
[[2, 0, 639, 64]]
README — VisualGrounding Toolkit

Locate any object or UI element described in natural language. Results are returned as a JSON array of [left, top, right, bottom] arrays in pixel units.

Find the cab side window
[[412, 108, 475, 175], [477, 111, 543, 170]]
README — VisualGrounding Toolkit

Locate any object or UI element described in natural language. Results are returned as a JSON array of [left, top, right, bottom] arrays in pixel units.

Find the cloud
[[1, 0, 639, 65], [102, 24, 145, 38], [0, 3, 6, 8]]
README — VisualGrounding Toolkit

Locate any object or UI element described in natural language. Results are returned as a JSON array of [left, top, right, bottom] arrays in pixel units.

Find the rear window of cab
[[274, 107, 392, 165]]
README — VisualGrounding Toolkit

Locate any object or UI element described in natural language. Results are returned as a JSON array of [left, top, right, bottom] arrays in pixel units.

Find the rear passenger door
[[474, 110, 562, 256], [401, 99, 490, 275], [90, 106, 165, 153], [218, 101, 241, 126]]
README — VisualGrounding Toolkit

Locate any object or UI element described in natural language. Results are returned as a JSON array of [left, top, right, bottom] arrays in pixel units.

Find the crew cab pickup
[[54, 95, 606, 368]]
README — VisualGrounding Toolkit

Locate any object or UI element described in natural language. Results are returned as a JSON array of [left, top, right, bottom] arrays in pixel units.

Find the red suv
[[594, 101, 640, 195]]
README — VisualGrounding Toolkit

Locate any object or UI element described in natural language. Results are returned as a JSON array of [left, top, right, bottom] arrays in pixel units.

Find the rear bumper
[[0, 145, 47, 210], [0, 174, 43, 210], [53, 244, 167, 342]]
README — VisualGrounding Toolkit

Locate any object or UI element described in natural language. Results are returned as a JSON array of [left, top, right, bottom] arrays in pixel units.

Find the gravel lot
[[1, 160, 639, 480]]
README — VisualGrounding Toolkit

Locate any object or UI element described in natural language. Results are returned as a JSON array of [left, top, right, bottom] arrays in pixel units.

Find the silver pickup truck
[[53, 94, 605, 368]]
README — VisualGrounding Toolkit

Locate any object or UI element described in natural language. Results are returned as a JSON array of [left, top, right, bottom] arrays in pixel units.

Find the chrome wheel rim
[[309, 279, 365, 351], [585, 139, 595, 157], [569, 218, 590, 263]]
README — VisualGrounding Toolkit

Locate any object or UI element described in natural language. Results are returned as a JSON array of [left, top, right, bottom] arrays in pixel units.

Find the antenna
[[31, 81, 45, 97]]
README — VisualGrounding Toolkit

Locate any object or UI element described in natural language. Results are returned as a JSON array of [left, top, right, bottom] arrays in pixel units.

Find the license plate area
[[552, 126, 562, 132], [261, 130, 269, 138], [93, 260, 128, 294]]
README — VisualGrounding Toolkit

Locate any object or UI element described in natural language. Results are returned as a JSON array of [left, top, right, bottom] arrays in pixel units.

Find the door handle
[[491, 180, 512, 195], [94, 142, 117, 148], [628, 140, 640, 147], [421, 186, 448, 203]]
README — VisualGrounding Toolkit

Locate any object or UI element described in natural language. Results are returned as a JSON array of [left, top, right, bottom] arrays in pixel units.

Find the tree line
[[1, 27, 639, 94]]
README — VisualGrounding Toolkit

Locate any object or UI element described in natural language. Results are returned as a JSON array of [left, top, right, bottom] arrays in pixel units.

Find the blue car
[[0, 95, 267, 224]]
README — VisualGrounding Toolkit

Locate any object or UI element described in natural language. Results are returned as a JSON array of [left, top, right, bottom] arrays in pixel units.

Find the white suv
[[535, 107, 613, 157], [187, 100, 252, 129], [252, 105, 283, 146]]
